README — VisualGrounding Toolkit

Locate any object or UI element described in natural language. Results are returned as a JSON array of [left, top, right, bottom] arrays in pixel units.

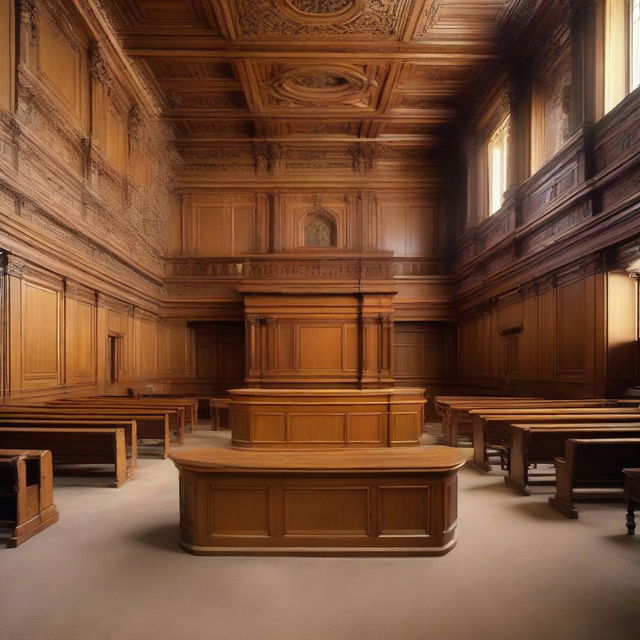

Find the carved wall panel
[[36, 6, 88, 126]]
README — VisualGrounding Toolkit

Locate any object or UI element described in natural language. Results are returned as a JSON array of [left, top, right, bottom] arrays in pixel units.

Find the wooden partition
[[229, 388, 425, 448]]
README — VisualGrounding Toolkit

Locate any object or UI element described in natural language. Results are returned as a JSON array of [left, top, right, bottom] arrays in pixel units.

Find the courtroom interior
[[1, 1, 640, 639]]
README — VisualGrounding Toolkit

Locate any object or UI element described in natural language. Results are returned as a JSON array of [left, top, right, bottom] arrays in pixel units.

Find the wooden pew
[[135, 392, 212, 420], [470, 408, 640, 471], [0, 449, 59, 547], [440, 399, 611, 446], [0, 419, 138, 469], [548, 439, 640, 518], [505, 423, 640, 495], [0, 427, 130, 487], [92, 396, 198, 433], [0, 406, 175, 456], [209, 398, 229, 431], [48, 400, 184, 444], [623, 468, 640, 534], [76, 399, 188, 438], [432, 396, 520, 418]]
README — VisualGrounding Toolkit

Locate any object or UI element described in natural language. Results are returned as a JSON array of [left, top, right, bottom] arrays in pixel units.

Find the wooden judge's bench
[[170, 254, 465, 555]]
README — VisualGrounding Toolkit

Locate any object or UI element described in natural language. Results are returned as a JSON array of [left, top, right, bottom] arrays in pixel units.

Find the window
[[488, 117, 510, 215], [604, 0, 640, 113]]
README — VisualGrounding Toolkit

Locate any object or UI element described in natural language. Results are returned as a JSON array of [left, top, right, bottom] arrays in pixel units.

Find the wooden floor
[[1, 425, 639, 640]]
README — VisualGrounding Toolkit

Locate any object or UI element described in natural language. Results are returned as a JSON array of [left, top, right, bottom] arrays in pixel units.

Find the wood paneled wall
[[453, 0, 640, 399], [170, 191, 445, 258], [0, 0, 178, 397], [394, 322, 456, 393], [1, 255, 196, 398], [457, 263, 606, 397]]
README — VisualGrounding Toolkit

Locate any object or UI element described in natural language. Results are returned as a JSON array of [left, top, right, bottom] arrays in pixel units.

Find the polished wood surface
[[549, 439, 640, 519], [228, 387, 425, 447], [170, 445, 465, 556], [171, 444, 463, 472], [0, 449, 59, 547]]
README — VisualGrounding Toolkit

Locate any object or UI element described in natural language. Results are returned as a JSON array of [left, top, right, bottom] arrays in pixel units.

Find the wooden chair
[[0, 449, 59, 547], [623, 468, 640, 535]]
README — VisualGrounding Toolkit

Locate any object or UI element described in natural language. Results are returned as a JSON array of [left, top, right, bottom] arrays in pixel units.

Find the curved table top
[[170, 445, 466, 473]]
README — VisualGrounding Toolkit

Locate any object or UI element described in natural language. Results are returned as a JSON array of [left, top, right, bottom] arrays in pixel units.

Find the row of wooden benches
[[432, 396, 640, 531], [0, 395, 200, 547]]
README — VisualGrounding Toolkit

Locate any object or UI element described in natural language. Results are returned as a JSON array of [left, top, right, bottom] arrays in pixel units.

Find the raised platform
[[228, 387, 425, 448], [170, 445, 465, 556]]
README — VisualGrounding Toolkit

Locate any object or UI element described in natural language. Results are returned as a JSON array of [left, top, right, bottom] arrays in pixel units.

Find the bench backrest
[[566, 438, 640, 484]]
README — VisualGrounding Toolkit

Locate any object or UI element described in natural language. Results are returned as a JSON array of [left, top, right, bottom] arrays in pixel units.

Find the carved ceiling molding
[[273, 0, 366, 25], [235, 0, 407, 37], [268, 66, 377, 108]]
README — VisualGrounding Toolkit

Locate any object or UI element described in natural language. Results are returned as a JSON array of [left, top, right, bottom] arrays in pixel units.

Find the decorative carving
[[20, 0, 39, 39], [268, 66, 376, 108], [304, 206, 337, 247], [237, 0, 406, 37]]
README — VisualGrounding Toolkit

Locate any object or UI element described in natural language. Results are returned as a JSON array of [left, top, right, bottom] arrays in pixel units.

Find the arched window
[[304, 206, 337, 247]]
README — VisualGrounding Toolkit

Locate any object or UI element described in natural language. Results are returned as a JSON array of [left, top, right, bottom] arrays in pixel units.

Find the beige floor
[[1, 427, 639, 640]]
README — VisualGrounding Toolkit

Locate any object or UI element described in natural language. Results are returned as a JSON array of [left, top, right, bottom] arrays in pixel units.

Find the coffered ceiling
[[104, 0, 528, 177]]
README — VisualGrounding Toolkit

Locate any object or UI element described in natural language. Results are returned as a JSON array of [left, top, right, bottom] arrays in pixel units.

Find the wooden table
[[170, 445, 465, 556]]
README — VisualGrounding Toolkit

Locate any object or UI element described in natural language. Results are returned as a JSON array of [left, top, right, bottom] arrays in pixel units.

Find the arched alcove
[[304, 206, 337, 248]]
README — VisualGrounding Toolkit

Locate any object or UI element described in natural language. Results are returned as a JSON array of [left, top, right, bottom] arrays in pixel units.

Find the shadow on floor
[[134, 522, 184, 554], [510, 501, 566, 521]]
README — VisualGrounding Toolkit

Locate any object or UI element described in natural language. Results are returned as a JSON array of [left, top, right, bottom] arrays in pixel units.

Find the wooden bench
[[135, 392, 212, 420], [92, 396, 198, 433], [470, 408, 640, 471], [548, 439, 640, 518], [440, 399, 610, 446], [0, 419, 138, 470], [2, 405, 176, 457], [49, 400, 184, 444], [209, 398, 229, 431], [0, 449, 59, 547], [85, 398, 189, 436], [505, 423, 640, 495], [0, 427, 131, 487], [623, 469, 640, 534]]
